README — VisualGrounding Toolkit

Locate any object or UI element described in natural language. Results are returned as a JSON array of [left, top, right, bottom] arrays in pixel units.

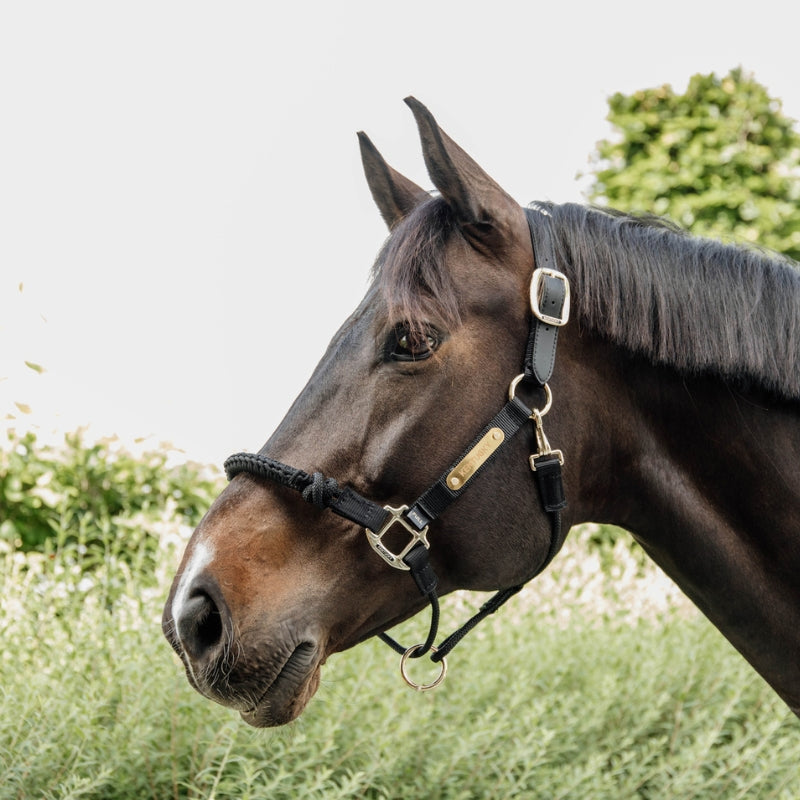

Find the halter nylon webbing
[[223, 205, 569, 669]]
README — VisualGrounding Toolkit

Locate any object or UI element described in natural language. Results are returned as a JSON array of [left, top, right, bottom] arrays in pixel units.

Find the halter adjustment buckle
[[530, 268, 570, 327], [366, 505, 431, 571]]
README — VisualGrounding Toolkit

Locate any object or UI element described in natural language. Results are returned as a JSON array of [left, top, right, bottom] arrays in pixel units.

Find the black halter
[[224, 205, 570, 689]]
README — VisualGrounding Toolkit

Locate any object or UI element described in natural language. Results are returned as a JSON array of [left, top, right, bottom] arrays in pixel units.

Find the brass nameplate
[[446, 427, 505, 491]]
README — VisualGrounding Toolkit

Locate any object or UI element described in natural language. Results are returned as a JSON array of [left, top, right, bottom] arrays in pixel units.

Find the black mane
[[550, 202, 800, 401], [373, 196, 800, 401]]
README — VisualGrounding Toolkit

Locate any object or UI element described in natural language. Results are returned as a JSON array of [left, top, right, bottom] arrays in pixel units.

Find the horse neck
[[561, 332, 800, 714]]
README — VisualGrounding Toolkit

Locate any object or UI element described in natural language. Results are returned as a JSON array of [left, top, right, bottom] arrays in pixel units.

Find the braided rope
[[224, 453, 341, 508], [301, 472, 341, 508]]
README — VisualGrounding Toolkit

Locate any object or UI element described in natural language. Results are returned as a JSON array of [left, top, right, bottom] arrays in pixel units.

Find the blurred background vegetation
[[0, 429, 219, 559], [2, 67, 799, 798], [588, 67, 800, 259]]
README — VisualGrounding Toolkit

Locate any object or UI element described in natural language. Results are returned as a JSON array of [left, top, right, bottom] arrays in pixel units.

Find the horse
[[162, 97, 800, 727]]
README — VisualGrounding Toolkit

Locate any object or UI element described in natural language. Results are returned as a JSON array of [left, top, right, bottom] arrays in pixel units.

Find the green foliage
[[588, 67, 800, 259], [1, 539, 798, 799], [0, 428, 221, 569], [0, 434, 797, 797]]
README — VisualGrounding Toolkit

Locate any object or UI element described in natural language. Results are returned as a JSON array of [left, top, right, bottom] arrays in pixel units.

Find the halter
[[224, 206, 570, 690]]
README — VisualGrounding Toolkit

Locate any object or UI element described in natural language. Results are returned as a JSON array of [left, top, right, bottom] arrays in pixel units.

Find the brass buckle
[[366, 505, 430, 571], [530, 268, 570, 327]]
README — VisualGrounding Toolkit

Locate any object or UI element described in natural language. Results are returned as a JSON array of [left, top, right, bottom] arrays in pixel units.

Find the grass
[[2, 525, 799, 800]]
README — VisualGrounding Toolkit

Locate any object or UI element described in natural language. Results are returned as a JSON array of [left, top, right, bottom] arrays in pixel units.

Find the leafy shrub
[[588, 68, 800, 259], [1, 429, 798, 798], [0, 428, 221, 568], [2, 532, 799, 800]]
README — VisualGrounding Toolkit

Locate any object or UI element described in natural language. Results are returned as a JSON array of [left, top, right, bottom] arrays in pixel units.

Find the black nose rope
[[223, 205, 569, 688]]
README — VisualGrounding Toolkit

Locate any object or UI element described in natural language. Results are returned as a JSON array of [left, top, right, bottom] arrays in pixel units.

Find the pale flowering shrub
[[441, 524, 694, 636], [519, 524, 693, 625]]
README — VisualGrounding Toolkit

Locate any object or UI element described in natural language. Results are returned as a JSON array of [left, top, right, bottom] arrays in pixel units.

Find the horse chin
[[237, 644, 323, 728]]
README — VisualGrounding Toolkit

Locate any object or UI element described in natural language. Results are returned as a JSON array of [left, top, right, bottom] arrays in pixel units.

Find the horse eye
[[389, 325, 438, 362]]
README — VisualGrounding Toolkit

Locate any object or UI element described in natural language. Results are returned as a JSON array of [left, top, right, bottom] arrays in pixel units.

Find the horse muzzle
[[162, 568, 325, 727]]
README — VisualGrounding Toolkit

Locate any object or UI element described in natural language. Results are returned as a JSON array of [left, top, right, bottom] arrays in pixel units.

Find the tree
[[587, 67, 800, 260]]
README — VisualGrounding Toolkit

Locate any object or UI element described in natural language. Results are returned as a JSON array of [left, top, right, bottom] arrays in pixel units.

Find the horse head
[[162, 98, 581, 726]]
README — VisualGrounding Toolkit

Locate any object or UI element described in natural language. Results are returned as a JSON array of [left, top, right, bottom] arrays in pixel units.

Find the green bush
[[1, 536, 798, 800], [1, 430, 798, 798], [588, 68, 800, 259], [0, 428, 221, 570]]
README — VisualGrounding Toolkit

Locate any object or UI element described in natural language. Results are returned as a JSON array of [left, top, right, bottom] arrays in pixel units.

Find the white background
[[2, 1, 799, 465]]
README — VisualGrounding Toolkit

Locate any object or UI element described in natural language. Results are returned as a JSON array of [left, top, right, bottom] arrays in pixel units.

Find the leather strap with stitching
[[524, 204, 568, 385]]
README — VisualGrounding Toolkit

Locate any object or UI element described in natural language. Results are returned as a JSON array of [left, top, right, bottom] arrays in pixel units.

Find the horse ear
[[405, 96, 520, 251], [358, 131, 429, 229]]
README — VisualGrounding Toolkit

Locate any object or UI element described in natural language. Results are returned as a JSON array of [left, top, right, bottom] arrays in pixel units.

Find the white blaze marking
[[171, 540, 214, 629]]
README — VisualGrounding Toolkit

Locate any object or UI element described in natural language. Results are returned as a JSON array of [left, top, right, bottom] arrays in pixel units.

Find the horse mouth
[[239, 641, 322, 727]]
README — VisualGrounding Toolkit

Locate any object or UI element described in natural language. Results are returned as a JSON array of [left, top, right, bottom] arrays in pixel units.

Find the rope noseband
[[224, 206, 570, 690]]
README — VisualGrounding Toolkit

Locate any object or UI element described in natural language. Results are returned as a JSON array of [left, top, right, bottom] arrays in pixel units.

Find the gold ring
[[399, 644, 448, 691], [507, 375, 553, 416]]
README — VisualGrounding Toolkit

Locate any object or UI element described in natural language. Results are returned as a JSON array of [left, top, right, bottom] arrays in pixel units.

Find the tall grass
[[1, 430, 798, 798], [2, 528, 798, 799]]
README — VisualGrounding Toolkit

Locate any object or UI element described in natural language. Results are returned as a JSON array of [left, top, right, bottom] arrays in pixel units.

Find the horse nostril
[[177, 589, 225, 661]]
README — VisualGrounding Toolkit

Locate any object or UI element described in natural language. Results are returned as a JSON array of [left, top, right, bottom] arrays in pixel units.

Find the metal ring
[[399, 644, 448, 691], [507, 375, 553, 417]]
